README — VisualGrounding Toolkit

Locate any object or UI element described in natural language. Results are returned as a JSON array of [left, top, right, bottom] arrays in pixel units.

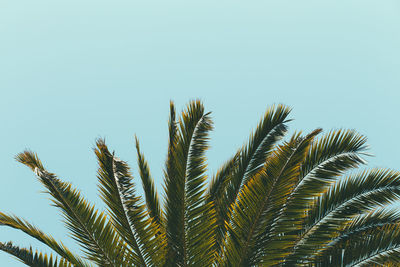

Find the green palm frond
[[206, 153, 239, 253], [316, 208, 400, 264], [273, 129, 369, 264], [224, 104, 291, 207], [95, 140, 164, 267], [287, 169, 400, 265], [16, 151, 130, 267], [3, 101, 400, 266], [135, 136, 163, 227], [0, 241, 69, 267], [207, 153, 239, 203], [223, 129, 321, 266], [0, 212, 89, 267], [163, 100, 216, 266], [210, 105, 291, 256], [291, 129, 368, 201], [334, 224, 400, 266], [164, 100, 178, 200]]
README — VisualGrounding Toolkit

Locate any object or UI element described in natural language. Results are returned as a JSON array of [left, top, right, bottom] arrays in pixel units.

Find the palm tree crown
[[1, 100, 400, 266]]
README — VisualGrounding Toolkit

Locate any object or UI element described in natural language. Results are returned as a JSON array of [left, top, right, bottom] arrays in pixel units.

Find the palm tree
[[1, 100, 400, 266]]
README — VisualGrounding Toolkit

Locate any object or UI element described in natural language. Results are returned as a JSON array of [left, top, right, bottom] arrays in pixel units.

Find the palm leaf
[[4, 101, 400, 267], [95, 141, 162, 266], [95, 139, 164, 267], [0, 241, 69, 267], [210, 105, 291, 255], [0, 212, 89, 267], [223, 129, 321, 266], [272, 129, 369, 264], [16, 151, 130, 267], [163, 100, 216, 266], [340, 224, 400, 266], [135, 136, 163, 227], [206, 153, 239, 253], [287, 169, 400, 265], [223, 104, 291, 206], [315, 208, 400, 265]]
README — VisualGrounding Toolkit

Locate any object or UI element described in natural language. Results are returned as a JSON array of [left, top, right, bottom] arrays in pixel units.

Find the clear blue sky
[[1, 0, 400, 265]]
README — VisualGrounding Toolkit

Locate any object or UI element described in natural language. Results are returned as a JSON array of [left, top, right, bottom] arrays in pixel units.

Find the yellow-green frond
[[0, 212, 89, 267]]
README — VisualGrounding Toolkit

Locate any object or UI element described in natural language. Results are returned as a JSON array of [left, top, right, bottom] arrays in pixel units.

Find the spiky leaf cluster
[[1, 100, 400, 266]]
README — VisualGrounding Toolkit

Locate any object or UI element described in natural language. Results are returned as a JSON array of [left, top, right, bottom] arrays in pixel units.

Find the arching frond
[[0, 212, 89, 267], [297, 129, 368, 196], [95, 140, 165, 267], [0, 241, 69, 267], [206, 152, 239, 253], [274, 129, 369, 264], [16, 151, 130, 267], [224, 104, 291, 207], [223, 129, 321, 267], [339, 224, 400, 266], [315, 208, 400, 265], [287, 169, 400, 265], [135, 136, 162, 227], [164, 100, 216, 266], [209, 105, 291, 257]]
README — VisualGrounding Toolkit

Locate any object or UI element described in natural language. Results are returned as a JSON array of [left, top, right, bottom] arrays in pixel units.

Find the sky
[[1, 0, 400, 265]]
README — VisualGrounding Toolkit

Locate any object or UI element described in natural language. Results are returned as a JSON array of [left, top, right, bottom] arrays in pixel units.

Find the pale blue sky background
[[1, 0, 400, 265]]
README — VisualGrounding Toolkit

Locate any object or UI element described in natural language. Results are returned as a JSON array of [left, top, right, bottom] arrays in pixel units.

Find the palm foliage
[[2, 100, 400, 266]]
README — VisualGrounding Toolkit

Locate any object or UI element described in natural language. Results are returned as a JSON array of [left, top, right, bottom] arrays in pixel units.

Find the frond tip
[[0, 212, 88, 266], [0, 241, 68, 267]]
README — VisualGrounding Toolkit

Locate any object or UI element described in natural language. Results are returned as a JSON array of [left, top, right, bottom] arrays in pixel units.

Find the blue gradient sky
[[1, 1, 400, 265]]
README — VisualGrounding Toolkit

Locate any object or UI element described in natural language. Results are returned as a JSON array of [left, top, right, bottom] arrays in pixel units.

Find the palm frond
[[164, 100, 178, 202], [315, 208, 400, 264], [135, 136, 163, 227], [272, 129, 368, 263], [207, 153, 239, 203], [16, 151, 130, 267], [223, 129, 321, 266], [288, 129, 368, 208], [206, 152, 239, 253], [95, 139, 165, 267], [287, 168, 400, 265], [224, 104, 291, 206], [0, 212, 89, 267], [210, 105, 291, 258], [163, 100, 216, 266], [4, 101, 400, 267], [298, 129, 368, 192], [0, 241, 69, 267], [334, 224, 400, 266]]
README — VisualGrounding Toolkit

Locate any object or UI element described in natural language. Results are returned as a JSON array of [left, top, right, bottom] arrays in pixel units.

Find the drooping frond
[[285, 129, 368, 214], [206, 153, 239, 252], [163, 100, 216, 266], [0, 212, 89, 267], [223, 129, 321, 267], [224, 104, 291, 206], [271, 130, 368, 264], [328, 224, 400, 266], [287, 169, 400, 265], [315, 208, 400, 265], [0, 241, 70, 267], [296, 129, 368, 196], [207, 153, 239, 203], [16, 151, 130, 267], [210, 105, 291, 257], [95, 140, 165, 267], [135, 136, 163, 227]]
